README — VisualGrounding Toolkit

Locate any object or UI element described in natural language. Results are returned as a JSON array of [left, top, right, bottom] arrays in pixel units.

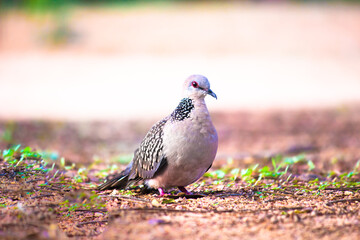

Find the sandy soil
[[1, 108, 360, 239]]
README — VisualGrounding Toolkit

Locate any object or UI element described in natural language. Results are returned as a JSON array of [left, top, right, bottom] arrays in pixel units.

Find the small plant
[[1, 145, 47, 174], [204, 154, 318, 186]]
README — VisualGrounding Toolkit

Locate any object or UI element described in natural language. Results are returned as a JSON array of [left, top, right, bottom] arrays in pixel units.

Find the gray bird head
[[183, 75, 217, 100]]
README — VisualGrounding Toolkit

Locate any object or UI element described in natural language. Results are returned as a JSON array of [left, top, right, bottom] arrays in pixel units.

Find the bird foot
[[158, 187, 192, 197], [178, 186, 192, 195], [158, 188, 165, 197]]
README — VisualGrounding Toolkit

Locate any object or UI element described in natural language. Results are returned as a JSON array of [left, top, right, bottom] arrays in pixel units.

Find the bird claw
[[157, 187, 192, 197], [178, 186, 192, 195], [158, 188, 165, 197]]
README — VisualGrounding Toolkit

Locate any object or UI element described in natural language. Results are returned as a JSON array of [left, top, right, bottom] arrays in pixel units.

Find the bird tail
[[97, 166, 131, 191], [97, 174, 129, 191]]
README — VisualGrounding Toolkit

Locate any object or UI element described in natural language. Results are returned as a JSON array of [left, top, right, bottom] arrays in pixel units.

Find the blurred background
[[1, 0, 360, 170], [1, 0, 360, 120]]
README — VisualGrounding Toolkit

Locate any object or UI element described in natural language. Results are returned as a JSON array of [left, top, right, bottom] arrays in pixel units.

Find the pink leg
[[178, 186, 192, 195], [158, 188, 165, 197]]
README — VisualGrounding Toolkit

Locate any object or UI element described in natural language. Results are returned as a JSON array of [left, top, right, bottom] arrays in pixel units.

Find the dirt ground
[[1, 107, 360, 239]]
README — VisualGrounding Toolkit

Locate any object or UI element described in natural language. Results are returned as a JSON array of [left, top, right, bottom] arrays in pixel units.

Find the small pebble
[[293, 214, 301, 222], [270, 216, 278, 224], [110, 190, 119, 196], [151, 199, 161, 207], [310, 210, 318, 216], [242, 217, 249, 223], [94, 212, 103, 217], [148, 219, 166, 225], [217, 207, 226, 211]]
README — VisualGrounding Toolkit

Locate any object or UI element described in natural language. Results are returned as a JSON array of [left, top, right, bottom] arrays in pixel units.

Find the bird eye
[[191, 81, 198, 88]]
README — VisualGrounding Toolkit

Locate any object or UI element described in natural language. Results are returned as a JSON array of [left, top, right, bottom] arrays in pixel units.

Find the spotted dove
[[97, 75, 218, 196]]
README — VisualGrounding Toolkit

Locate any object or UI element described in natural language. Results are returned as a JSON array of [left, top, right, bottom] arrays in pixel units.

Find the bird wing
[[129, 119, 168, 180]]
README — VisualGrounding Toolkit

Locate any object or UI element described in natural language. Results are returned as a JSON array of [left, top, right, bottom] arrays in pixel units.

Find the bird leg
[[178, 186, 192, 195], [158, 188, 165, 197]]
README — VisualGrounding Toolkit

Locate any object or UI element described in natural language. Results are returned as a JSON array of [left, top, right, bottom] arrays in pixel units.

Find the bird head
[[183, 75, 217, 100]]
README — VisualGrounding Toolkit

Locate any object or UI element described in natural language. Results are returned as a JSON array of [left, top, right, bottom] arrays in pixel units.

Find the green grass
[[204, 154, 360, 190], [2, 145, 359, 195]]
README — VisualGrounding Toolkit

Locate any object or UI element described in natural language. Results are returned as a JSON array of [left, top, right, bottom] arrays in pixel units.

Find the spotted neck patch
[[170, 98, 194, 122]]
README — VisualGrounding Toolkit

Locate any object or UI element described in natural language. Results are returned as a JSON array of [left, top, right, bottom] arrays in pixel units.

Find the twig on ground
[[74, 208, 108, 213], [99, 194, 151, 203], [76, 220, 108, 227], [111, 207, 234, 215], [30, 194, 55, 199], [264, 197, 288, 203], [323, 187, 360, 191], [326, 198, 360, 206]]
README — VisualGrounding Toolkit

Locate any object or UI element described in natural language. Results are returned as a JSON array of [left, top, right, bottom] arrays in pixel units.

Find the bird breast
[[153, 100, 218, 188]]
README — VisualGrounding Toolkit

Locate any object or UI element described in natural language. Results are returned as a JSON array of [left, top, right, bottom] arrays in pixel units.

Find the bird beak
[[207, 89, 217, 99]]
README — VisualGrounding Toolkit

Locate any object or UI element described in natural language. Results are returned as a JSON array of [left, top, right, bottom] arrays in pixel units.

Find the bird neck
[[170, 97, 209, 122], [170, 98, 194, 122], [191, 97, 211, 121]]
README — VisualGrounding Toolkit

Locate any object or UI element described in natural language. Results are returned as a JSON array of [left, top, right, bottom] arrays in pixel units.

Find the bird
[[97, 75, 218, 196]]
